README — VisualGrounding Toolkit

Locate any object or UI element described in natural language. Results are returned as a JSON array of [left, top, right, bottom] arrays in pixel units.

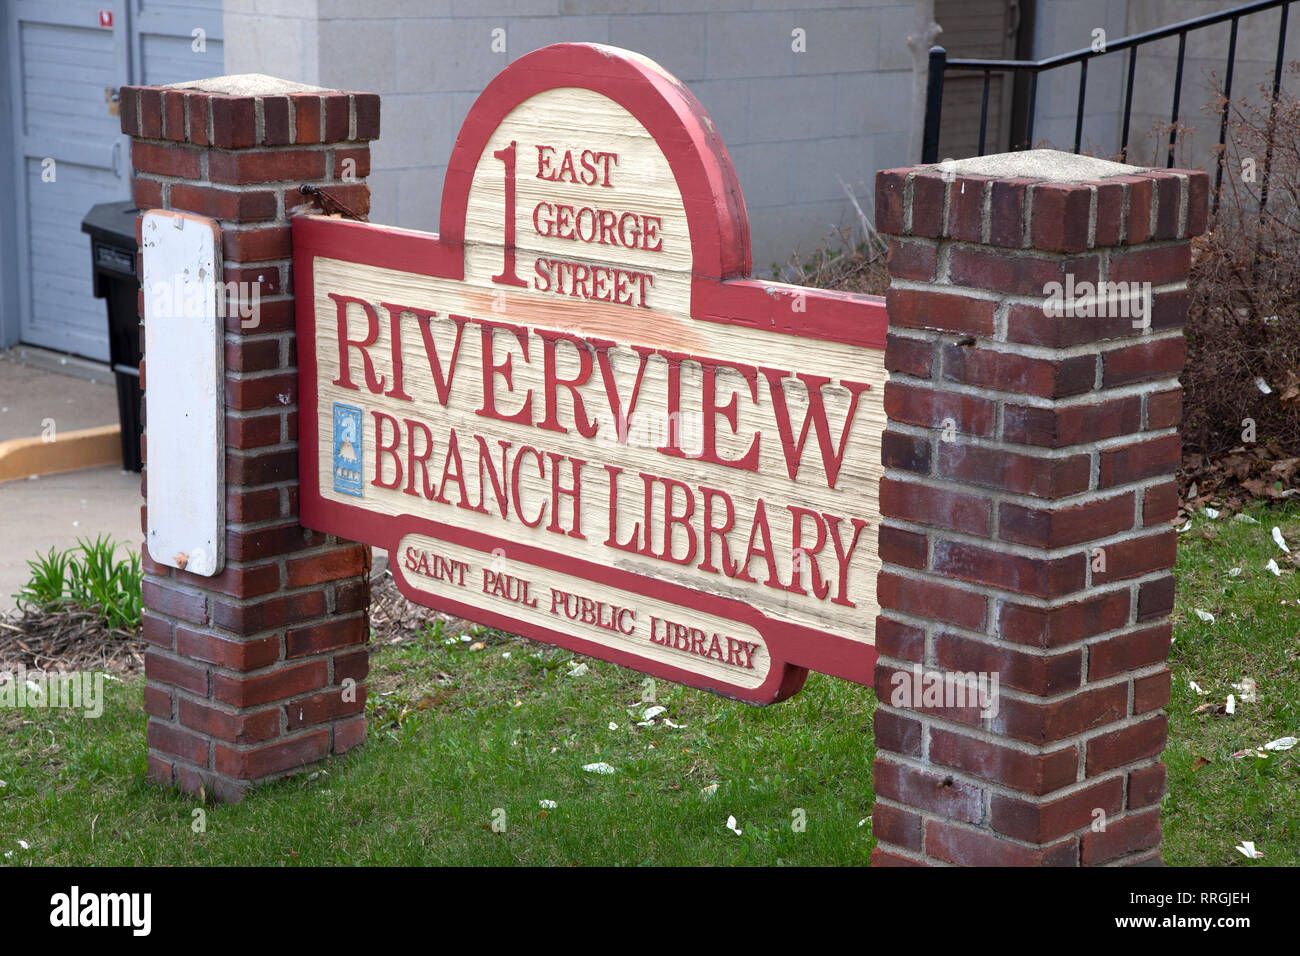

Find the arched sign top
[[439, 42, 752, 283]]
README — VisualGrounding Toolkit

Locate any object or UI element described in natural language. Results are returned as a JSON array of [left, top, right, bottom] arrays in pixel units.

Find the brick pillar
[[870, 150, 1208, 865], [121, 77, 380, 801]]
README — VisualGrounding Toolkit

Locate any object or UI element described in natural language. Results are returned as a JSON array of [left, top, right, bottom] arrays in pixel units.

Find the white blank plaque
[[141, 210, 225, 577]]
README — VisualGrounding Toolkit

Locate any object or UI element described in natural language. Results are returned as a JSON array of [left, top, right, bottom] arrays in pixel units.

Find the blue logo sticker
[[333, 403, 363, 497]]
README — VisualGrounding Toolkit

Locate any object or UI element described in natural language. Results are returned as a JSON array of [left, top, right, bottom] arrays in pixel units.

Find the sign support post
[[872, 153, 1207, 865], [122, 76, 380, 800]]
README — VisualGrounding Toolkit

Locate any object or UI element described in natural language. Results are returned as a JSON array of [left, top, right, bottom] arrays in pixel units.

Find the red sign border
[[293, 42, 888, 704]]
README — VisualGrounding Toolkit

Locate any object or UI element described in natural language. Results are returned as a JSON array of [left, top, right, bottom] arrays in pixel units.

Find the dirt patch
[[0, 607, 143, 674]]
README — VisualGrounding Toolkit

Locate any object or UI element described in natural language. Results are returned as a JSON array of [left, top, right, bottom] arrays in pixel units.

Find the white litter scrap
[[608, 722, 618, 731], [642, 705, 667, 721], [1235, 841, 1264, 859], [1272, 527, 1291, 554], [1204, 507, 1220, 519], [1232, 513, 1260, 525], [1264, 736, 1298, 751], [1226, 694, 1237, 715], [1265, 559, 1283, 576], [539, 799, 558, 809], [1228, 567, 1243, 577], [567, 662, 589, 677], [725, 815, 743, 836], [582, 762, 615, 775], [1178, 521, 1192, 533], [1255, 377, 1272, 394], [1188, 680, 1207, 695], [700, 783, 719, 800], [1194, 609, 1215, 623], [1231, 678, 1258, 703]]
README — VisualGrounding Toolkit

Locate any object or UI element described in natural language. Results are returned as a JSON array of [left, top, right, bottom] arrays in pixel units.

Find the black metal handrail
[[921, 0, 1295, 214]]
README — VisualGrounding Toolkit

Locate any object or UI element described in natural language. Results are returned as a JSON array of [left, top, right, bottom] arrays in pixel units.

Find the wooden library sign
[[294, 43, 888, 704]]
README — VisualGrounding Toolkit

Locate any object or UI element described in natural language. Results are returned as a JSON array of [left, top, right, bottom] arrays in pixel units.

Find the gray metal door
[[5, 0, 223, 362]]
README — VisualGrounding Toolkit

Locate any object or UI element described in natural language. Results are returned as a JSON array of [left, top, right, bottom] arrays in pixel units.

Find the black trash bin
[[81, 201, 143, 472]]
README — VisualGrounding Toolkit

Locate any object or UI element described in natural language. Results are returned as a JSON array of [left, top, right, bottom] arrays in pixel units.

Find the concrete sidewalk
[[0, 349, 142, 611], [0, 465, 142, 611]]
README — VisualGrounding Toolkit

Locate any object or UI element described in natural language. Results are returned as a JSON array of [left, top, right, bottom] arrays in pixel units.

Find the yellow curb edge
[[0, 425, 123, 484]]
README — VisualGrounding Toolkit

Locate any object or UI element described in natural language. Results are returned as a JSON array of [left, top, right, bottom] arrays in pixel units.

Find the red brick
[[212, 660, 328, 708], [873, 758, 982, 822], [133, 176, 164, 211], [119, 87, 140, 136], [930, 729, 1078, 795], [208, 148, 327, 185], [947, 246, 1099, 296], [1115, 176, 1154, 244], [286, 616, 367, 658], [334, 648, 370, 684], [214, 729, 329, 779], [144, 685, 173, 719], [870, 848, 929, 866], [1088, 624, 1173, 680], [291, 93, 322, 144], [932, 540, 1086, 599], [226, 487, 283, 524], [1153, 174, 1181, 240], [223, 225, 292, 262], [993, 682, 1129, 744], [1004, 300, 1143, 348], [209, 95, 257, 149], [909, 172, 946, 237], [881, 430, 931, 474], [879, 477, 992, 536], [284, 686, 366, 730], [1178, 169, 1209, 237], [179, 697, 280, 745], [1091, 529, 1177, 586], [936, 444, 1091, 498], [987, 178, 1033, 247], [886, 238, 937, 280], [1003, 397, 1142, 448], [1108, 243, 1191, 285], [883, 334, 933, 378], [1137, 574, 1175, 620], [874, 707, 923, 756], [926, 821, 1079, 865], [138, 88, 163, 139], [353, 92, 380, 140], [942, 344, 1095, 398], [1093, 180, 1124, 246], [998, 493, 1135, 548], [946, 176, 988, 242], [285, 546, 367, 588], [227, 448, 297, 486], [333, 146, 372, 181], [1098, 435, 1182, 488], [261, 95, 291, 146], [227, 413, 282, 450], [147, 720, 210, 766], [1081, 807, 1161, 864], [990, 776, 1124, 843], [142, 578, 208, 625], [224, 338, 281, 374], [1127, 763, 1167, 808], [1102, 337, 1185, 387], [886, 287, 995, 336], [877, 573, 986, 630], [1134, 668, 1172, 713], [884, 380, 995, 436], [333, 715, 367, 754], [141, 612, 174, 649], [1030, 182, 1092, 252], [1146, 388, 1182, 430], [934, 632, 1082, 696], [147, 753, 174, 786], [225, 523, 307, 563], [210, 590, 326, 634], [225, 372, 297, 411], [1086, 715, 1168, 775], [323, 93, 350, 142], [132, 140, 201, 178], [876, 662, 984, 728], [997, 590, 1131, 648], [145, 650, 210, 695], [880, 525, 928, 569], [186, 92, 211, 146], [170, 183, 277, 222], [176, 627, 281, 671], [873, 803, 923, 851], [875, 168, 908, 235]]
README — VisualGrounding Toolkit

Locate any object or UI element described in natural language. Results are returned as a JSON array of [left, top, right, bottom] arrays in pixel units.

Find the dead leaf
[[1192, 756, 1211, 770]]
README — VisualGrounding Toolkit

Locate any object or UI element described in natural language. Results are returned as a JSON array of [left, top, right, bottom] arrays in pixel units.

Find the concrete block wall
[[221, 0, 920, 272]]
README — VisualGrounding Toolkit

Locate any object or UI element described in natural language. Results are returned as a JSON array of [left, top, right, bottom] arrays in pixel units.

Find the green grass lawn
[[0, 503, 1295, 866]]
